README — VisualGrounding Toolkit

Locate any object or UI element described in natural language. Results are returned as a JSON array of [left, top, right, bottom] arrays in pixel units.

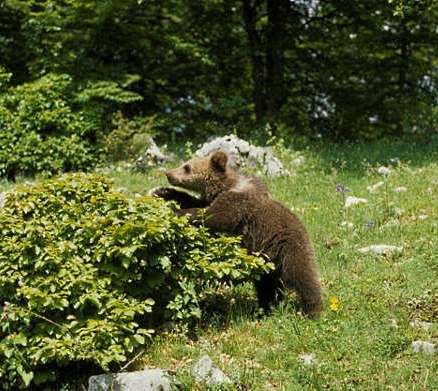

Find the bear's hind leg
[[286, 269, 323, 318], [254, 271, 283, 312]]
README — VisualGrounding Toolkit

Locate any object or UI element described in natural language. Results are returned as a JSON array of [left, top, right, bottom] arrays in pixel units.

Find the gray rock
[[136, 138, 173, 171], [357, 245, 403, 255], [195, 134, 289, 176], [193, 354, 232, 386], [411, 340, 435, 355], [0, 192, 5, 208], [409, 320, 432, 330], [89, 369, 172, 391]]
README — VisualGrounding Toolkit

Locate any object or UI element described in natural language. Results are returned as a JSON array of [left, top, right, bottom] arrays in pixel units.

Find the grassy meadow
[[2, 137, 437, 390]]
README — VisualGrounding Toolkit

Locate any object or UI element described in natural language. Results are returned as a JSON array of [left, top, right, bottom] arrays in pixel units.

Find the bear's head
[[166, 150, 237, 201]]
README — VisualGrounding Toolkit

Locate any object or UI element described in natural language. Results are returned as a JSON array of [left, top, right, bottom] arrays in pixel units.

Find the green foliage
[[0, 173, 271, 389], [0, 73, 97, 178], [104, 112, 156, 162], [0, 66, 12, 91], [76, 76, 143, 105], [1, 0, 437, 146]]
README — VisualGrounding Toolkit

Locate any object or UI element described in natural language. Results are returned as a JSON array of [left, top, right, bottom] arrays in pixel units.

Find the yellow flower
[[330, 296, 340, 312]]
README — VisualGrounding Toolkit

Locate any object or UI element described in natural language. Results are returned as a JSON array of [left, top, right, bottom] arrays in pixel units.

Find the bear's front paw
[[148, 186, 174, 199]]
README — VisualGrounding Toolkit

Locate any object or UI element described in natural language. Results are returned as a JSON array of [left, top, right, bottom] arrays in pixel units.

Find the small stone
[[409, 320, 432, 330], [88, 369, 172, 391], [193, 354, 231, 386], [357, 245, 403, 255], [345, 196, 368, 208], [394, 186, 407, 193], [0, 192, 5, 208], [377, 166, 391, 175], [298, 353, 317, 366], [367, 181, 384, 193], [411, 340, 435, 355]]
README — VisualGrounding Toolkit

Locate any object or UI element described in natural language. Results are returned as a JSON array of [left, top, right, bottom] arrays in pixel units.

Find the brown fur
[[152, 151, 323, 318]]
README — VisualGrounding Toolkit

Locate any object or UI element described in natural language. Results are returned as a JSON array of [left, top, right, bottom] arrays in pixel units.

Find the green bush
[[104, 112, 156, 162], [0, 173, 271, 389], [0, 73, 97, 179]]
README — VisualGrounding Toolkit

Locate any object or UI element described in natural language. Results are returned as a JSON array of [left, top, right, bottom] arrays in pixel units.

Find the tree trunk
[[396, 20, 410, 135], [265, 0, 288, 127], [242, 0, 266, 124]]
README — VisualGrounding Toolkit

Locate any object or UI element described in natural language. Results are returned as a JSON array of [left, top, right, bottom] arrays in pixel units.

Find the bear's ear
[[210, 150, 228, 172]]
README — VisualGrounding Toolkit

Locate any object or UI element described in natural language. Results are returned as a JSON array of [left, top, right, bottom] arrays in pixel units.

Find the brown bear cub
[[152, 150, 323, 318]]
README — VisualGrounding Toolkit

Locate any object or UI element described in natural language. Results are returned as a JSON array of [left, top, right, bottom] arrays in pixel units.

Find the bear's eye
[[183, 164, 191, 174]]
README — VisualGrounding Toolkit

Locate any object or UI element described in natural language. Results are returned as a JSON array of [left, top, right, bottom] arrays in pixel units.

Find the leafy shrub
[[104, 112, 157, 162], [0, 173, 271, 389], [0, 73, 97, 179]]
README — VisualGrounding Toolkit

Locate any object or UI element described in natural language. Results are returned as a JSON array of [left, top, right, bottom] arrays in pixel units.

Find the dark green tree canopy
[[1, 0, 437, 164]]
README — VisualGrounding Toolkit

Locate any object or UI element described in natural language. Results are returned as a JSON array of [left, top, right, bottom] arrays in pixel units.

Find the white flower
[[418, 214, 429, 221], [394, 186, 407, 193], [377, 166, 391, 175], [291, 156, 305, 166], [298, 353, 317, 366], [394, 208, 404, 217], [367, 181, 384, 193], [340, 221, 354, 228], [345, 196, 368, 208]]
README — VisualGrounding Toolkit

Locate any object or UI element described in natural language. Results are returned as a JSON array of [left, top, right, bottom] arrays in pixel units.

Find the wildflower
[[377, 166, 391, 175], [298, 353, 317, 366], [367, 181, 384, 193], [394, 208, 404, 217], [345, 196, 368, 208], [394, 186, 407, 193], [365, 219, 374, 229], [291, 156, 305, 166], [329, 296, 340, 312], [335, 184, 350, 194]]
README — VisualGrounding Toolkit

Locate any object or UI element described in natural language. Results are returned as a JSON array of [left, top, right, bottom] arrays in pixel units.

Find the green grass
[[2, 137, 437, 390]]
